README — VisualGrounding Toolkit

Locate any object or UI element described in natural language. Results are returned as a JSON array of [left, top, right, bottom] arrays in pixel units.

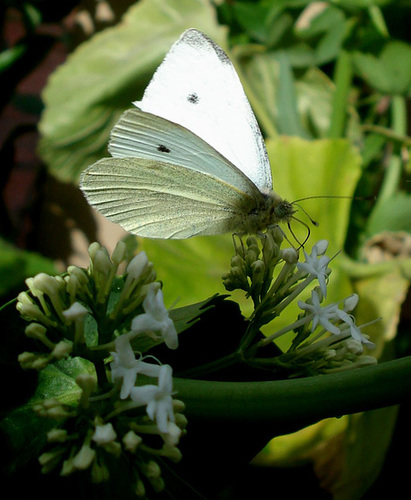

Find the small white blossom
[[131, 287, 178, 350], [129, 364, 175, 434], [298, 290, 340, 335], [296, 241, 330, 297], [335, 309, 375, 348], [111, 335, 161, 399]]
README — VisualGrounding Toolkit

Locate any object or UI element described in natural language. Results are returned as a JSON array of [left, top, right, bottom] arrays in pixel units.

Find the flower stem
[[175, 356, 411, 432]]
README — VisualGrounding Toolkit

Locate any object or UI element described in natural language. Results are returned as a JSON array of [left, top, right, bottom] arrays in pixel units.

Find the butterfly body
[[81, 29, 293, 239]]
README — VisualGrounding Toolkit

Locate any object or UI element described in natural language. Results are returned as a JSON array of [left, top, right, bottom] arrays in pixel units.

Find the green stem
[[174, 356, 411, 433], [361, 124, 411, 147], [328, 50, 353, 139], [377, 96, 406, 204]]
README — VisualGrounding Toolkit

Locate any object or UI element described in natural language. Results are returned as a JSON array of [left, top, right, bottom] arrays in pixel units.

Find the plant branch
[[174, 356, 411, 434]]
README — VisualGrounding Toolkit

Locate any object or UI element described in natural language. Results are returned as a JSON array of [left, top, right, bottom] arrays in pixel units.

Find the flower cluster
[[16, 241, 185, 497], [223, 229, 377, 376]]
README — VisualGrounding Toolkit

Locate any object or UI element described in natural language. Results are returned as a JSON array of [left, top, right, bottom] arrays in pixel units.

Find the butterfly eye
[[187, 93, 199, 104], [157, 144, 171, 153]]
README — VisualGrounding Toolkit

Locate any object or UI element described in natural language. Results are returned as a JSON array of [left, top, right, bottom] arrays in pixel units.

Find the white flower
[[92, 423, 117, 445], [296, 241, 330, 297], [131, 287, 178, 350], [129, 364, 175, 434], [110, 335, 161, 399], [335, 309, 375, 348], [298, 290, 340, 335]]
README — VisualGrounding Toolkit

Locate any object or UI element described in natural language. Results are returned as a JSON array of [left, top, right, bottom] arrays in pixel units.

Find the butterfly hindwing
[[80, 157, 261, 239]]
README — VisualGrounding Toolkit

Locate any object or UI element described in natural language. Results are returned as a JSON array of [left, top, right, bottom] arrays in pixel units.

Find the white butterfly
[[80, 28, 295, 239]]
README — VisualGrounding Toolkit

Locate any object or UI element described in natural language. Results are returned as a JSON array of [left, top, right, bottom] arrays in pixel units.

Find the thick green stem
[[174, 356, 411, 434]]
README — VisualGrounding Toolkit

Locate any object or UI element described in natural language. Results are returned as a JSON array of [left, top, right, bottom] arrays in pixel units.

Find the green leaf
[[365, 192, 411, 237], [0, 238, 57, 296], [266, 136, 362, 255], [332, 406, 399, 500], [1, 357, 94, 471], [38, 0, 226, 183], [294, 4, 347, 65], [0, 44, 26, 72], [353, 41, 411, 95]]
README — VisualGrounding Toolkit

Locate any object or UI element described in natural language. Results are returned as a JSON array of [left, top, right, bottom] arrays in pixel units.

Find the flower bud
[[51, 341, 73, 360], [47, 429, 68, 442], [126, 252, 150, 281], [71, 444, 96, 470], [251, 260, 265, 283], [280, 248, 299, 264], [111, 240, 127, 265], [123, 430, 142, 453], [343, 293, 359, 312], [25, 323, 53, 348], [143, 460, 162, 479], [63, 302, 89, 321], [92, 422, 117, 445]]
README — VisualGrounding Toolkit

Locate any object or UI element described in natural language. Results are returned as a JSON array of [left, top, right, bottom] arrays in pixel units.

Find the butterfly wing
[[80, 157, 261, 239], [133, 28, 273, 193]]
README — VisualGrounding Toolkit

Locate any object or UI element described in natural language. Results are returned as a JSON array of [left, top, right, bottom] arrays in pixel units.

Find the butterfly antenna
[[287, 216, 311, 249], [292, 202, 319, 227]]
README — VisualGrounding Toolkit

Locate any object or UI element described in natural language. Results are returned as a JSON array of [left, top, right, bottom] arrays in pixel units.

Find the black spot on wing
[[157, 144, 171, 153], [187, 92, 199, 104]]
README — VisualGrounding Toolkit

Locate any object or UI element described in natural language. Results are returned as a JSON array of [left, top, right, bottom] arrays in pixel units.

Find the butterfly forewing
[[134, 29, 273, 193], [108, 108, 261, 196]]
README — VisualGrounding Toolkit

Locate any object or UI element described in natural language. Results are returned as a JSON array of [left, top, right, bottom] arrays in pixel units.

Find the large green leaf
[[142, 138, 363, 328], [38, 0, 226, 183]]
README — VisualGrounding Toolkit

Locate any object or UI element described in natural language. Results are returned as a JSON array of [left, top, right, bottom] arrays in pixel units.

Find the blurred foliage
[[1, 0, 411, 499]]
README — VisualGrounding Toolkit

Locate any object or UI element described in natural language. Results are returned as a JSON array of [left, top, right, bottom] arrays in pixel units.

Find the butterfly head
[[272, 198, 296, 224]]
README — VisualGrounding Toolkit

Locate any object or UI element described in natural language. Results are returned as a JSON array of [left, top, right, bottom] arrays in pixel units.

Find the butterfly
[[80, 28, 295, 239]]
